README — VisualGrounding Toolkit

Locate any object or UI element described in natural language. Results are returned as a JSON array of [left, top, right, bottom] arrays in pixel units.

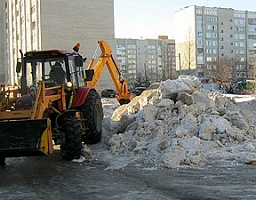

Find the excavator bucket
[[0, 118, 53, 157]]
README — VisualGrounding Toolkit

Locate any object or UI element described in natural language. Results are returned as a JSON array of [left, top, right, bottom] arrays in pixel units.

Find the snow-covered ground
[[80, 76, 256, 170], [223, 93, 256, 102]]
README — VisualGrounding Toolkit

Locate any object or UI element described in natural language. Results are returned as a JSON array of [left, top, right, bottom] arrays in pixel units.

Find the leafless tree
[[248, 65, 256, 80], [182, 27, 195, 73], [209, 57, 234, 91]]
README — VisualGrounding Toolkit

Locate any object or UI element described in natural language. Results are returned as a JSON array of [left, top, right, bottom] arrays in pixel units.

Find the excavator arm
[[86, 40, 134, 105]]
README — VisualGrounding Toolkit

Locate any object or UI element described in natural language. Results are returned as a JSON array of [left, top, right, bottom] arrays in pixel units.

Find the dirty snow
[[87, 75, 256, 169]]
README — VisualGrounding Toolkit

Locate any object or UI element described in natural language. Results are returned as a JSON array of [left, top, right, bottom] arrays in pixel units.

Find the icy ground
[[79, 76, 256, 170]]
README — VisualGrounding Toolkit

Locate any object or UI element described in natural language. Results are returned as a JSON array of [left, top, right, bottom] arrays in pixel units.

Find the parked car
[[133, 86, 147, 96], [101, 89, 117, 98]]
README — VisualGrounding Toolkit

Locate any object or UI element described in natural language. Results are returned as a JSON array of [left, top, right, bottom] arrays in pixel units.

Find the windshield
[[25, 58, 67, 86], [23, 54, 85, 88]]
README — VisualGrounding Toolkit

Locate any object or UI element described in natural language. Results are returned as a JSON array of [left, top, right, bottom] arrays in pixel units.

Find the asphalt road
[[1, 150, 256, 200]]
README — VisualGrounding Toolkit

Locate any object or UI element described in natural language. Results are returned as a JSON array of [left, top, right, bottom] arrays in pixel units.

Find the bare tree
[[182, 27, 195, 74], [248, 65, 256, 80], [209, 57, 234, 92]]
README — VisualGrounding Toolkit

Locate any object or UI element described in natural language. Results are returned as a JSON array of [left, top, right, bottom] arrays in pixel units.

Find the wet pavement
[[1, 151, 256, 200]]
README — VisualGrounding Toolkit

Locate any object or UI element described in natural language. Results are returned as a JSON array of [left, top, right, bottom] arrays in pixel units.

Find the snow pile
[[94, 75, 256, 169]]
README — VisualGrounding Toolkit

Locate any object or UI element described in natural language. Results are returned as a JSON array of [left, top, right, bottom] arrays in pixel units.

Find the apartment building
[[175, 5, 256, 79], [115, 37, 176, 88], [164, 38, 176, 80], [2, 0, 115, 90], [0, 1, 7, 82]]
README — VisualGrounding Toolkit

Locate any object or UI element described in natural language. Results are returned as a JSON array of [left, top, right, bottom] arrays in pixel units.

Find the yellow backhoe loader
[[0, 40, 133, 166]]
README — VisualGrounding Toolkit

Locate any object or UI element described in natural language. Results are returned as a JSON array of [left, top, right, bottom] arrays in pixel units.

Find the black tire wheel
[[60, 115, 82, 161], [79, 90, 103, 144], [119, 99, 130, 105], [0, 156, 6, 166]]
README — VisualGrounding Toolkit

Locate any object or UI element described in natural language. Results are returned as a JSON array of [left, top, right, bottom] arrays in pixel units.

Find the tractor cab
[[18, 50, 86, 92], [16, 49, 87, 110]]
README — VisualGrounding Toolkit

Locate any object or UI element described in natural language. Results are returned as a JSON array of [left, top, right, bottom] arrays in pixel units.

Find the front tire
[[60, 115, 82, 161], [79, 90, 103, 144]]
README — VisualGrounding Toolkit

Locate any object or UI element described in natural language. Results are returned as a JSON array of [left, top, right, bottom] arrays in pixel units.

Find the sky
[[114, 0, 256, 39]]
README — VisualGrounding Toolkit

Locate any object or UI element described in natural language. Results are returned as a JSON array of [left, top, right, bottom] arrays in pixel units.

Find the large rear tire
[[79, 90, 103, 144], [60, 115, 82, 161]]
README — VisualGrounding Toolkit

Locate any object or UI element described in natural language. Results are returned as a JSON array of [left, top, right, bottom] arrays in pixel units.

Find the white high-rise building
[[175, 5, 256, 79], [115, 37, 176, 88], [2, 0, 115, 90]]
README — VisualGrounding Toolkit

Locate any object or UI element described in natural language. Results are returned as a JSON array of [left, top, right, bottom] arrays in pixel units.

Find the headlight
[[66, 82, 73, 88]]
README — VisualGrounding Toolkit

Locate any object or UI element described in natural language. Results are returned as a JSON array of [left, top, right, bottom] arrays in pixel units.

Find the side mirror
[[85, 69, 94, 81], [16, 61, 22, 73], [74, 55, 84, 67]]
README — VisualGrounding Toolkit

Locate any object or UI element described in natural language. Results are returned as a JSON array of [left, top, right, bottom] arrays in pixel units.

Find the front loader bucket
[[0, 118, 53, 157]]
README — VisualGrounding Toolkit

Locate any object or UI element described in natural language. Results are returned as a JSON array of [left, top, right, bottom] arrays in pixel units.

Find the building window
[[148, 45, 156, 49], [234, 18, 245, 25], [127, 44, 136, 49], [197, 56, 203, 61], [207, 65, 212, 69], [197, 48, 203, 53], [127, 49, 136, 54], [206, 32, 212, 38], [197, 24, 202, 29], [240, 50, 245, 54], [197, 40, 203, 45], [248, 19, 256, 25], [240, 42, 245, 47], [248, 35, 256, 39], [212, 41, 218, 46], [117, 44, 126, 48], [128, 55, 136, 58], [235, 26, 245, 32], [206, 16, 217, 22], [116, 49, 126, 54], [196, 15, 203, 20], [248, 27, 256, 32], [206, 40, 212, 46], [207, 57, 212, 61], [206, 49, 212, 53], [197, 32, 203, 37]]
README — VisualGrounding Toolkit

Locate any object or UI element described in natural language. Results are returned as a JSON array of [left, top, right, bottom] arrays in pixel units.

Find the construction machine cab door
[[68, 55, 85, 88]]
